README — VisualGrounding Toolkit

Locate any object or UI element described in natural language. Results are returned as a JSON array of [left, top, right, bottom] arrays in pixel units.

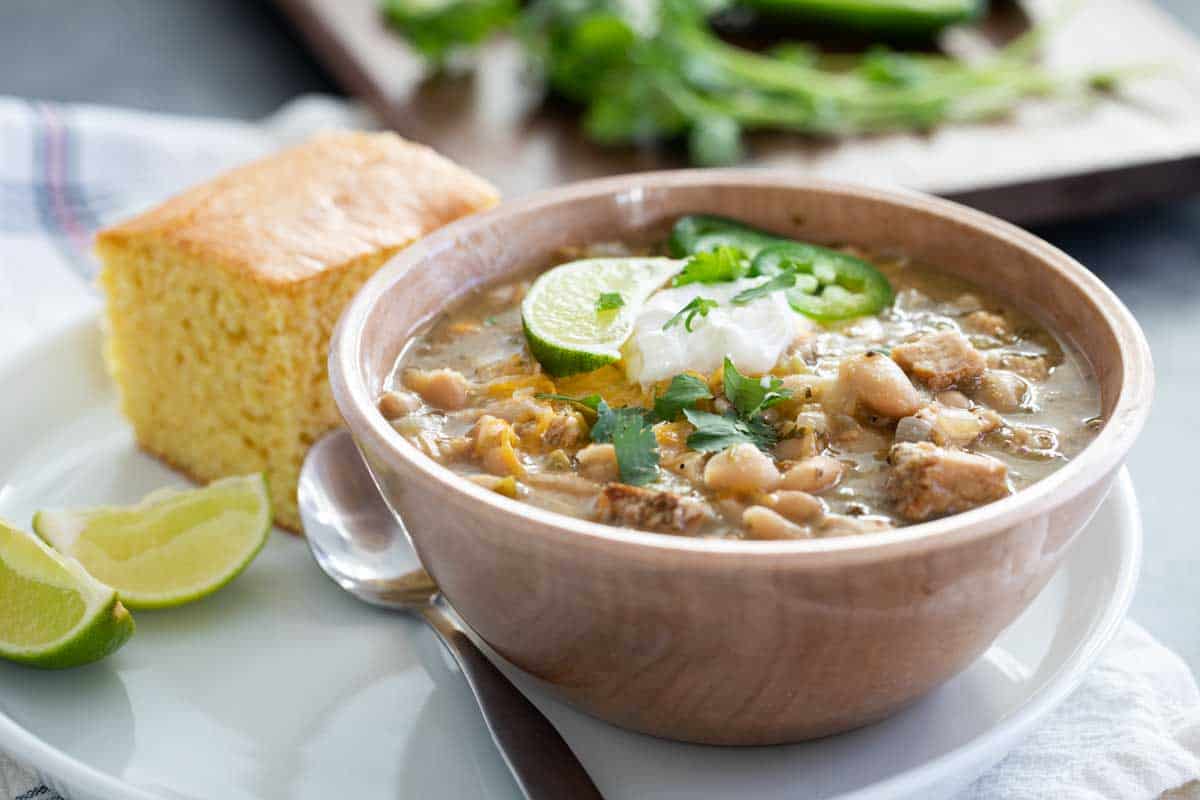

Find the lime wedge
[[0, 519, 134, 669], [33, 474, 271, 610], [522, 257, 682, 377]]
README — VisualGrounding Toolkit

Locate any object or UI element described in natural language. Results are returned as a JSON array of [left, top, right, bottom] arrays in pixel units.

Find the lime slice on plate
[[522, 257, 682, 376], [33, 474, 271, 610], [0, 519, 134, 669]]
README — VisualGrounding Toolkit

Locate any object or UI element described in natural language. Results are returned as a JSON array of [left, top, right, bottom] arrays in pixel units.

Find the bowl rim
[[329, 170, 1154, 563]]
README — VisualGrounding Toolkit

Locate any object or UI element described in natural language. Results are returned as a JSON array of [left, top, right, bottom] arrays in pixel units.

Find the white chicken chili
[[378, 216, 1101, 540]]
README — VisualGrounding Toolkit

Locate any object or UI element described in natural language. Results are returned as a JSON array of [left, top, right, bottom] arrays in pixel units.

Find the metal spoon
[[298, 429, 604, 800]]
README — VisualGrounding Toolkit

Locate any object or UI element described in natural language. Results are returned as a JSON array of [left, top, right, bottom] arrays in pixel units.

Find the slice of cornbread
[[96, 131, 499, 531]]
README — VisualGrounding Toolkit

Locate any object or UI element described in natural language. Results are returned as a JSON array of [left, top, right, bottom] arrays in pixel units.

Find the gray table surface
[[2, 0, 1197, 669]]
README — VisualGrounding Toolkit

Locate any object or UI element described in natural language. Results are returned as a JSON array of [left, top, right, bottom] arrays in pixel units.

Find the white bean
[[742, 506, 811, 540], [765, 490, 825, 523], [837, 352, 922, 418], [780, 455, 844, 494], [404, 368, 470, 410], [935, 390, 971, 409], [378, 390, 422, 419], [704, 443, 781, 494]]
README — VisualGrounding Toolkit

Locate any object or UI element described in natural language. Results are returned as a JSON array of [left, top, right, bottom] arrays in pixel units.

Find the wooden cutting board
[[274, 0, 1200, 224]]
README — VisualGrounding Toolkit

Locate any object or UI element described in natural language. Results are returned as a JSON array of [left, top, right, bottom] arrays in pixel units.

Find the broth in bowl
[[379, 215, 1101, 539]]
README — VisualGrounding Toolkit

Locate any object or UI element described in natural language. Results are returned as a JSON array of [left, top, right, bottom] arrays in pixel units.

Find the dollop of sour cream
[[622, 279, 811, 385]]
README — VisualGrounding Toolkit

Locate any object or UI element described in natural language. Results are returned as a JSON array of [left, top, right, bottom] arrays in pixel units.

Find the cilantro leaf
[[596, 292, 625, 312], [663, 296, 719, 332], [587, 400, 659, 485], [731, 272, 797, 305], [589, 400, 645, 444], [653, 374, 713, 421], [683, 409, 778, 452], [611, 411, 660, 485], [535, 392, 602, 417], [722, 357, 792, 418], [671, 246, 749, 287]]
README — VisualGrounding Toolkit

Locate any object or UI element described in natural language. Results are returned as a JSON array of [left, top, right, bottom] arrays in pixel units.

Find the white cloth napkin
[[0, 95, 1198, 800]]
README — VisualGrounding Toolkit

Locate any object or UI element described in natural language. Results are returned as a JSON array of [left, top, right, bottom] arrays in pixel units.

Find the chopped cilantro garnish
[[587, 400, 659, 485], [595, 292, 625, 312], [722, 357, 792, 418], [671, 246, 749, 287], [683, 408, 778, 452], [663, 296, 719, 332], [483, 316, 498, 326], [588, 400, 642, 444], [653, 374, 713, 421], [610, 412, 660, 485], [731, 272, 797, 305]]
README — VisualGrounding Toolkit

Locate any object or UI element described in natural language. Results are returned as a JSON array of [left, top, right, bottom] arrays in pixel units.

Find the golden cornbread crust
[[97, 131, 499, 531], [97, 131, 499, 285]]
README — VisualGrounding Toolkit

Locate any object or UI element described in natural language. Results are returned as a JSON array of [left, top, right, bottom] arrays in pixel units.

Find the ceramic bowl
[[328, 172, 1153, 745]]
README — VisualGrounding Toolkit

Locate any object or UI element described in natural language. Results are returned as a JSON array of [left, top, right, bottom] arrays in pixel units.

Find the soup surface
[[380, 219, 1101, 540]]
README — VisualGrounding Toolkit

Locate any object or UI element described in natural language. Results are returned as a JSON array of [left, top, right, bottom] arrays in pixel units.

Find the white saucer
[[0, 317, 1140, 800]]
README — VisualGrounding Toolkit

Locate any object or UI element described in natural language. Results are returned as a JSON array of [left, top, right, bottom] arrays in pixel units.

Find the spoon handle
[[419, 604, 605, 800]]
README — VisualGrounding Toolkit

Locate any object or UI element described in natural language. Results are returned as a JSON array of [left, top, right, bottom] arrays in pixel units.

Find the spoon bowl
[[298, 427, 426, 607]]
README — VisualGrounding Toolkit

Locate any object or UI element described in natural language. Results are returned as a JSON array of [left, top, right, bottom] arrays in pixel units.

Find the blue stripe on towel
[[15, 786, 63, 800]]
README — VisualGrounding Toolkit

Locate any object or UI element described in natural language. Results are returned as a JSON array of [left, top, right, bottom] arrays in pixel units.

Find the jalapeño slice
[[752, 243, 893, 322], [668, 215, 791, 260]]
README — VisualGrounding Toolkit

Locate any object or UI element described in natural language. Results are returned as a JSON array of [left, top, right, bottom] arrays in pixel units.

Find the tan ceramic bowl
[[329, 172, 1153, 746]]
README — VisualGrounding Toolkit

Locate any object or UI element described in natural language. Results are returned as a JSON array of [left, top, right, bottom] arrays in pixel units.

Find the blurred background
[[1, 0, 1197, 667]]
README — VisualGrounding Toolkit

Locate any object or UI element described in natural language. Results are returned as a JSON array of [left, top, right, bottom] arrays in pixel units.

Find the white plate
[[0, 317, 1140, 800]]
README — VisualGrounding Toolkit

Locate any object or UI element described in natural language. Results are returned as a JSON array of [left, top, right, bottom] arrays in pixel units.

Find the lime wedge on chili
[[0, 519, 134, 669], [753, 243, 893, 322], [521, 257, 683, 377], [33, 474, 271, 610]]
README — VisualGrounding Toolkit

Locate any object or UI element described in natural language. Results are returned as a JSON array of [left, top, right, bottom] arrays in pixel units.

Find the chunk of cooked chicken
[[596, 484, 712, 534], [886, 442, 1010, 522], [962, 310, 1009, 338], [542, 409, 587, 449], [892, 331, 986, 392], [986, 352, 1051, 382]]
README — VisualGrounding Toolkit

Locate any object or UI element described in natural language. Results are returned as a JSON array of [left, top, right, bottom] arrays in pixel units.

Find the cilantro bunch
[[382, 0, 1126, 165]]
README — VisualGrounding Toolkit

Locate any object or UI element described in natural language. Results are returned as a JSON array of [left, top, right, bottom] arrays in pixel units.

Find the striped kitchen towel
[[0, 95, 1198, 800], [0, 93, 374, 353]]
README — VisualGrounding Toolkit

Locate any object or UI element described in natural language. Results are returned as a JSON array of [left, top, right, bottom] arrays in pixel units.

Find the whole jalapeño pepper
[[734, 0, 987, 37]]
